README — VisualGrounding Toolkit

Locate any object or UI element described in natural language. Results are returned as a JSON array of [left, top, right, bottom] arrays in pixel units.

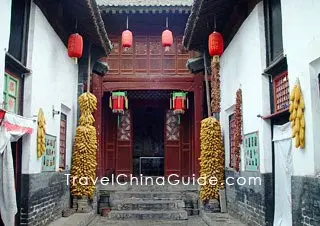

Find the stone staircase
[[97, 183, 199, 220]]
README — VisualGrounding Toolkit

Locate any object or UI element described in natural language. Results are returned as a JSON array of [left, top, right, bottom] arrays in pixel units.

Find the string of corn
[[70, 92, 98, 197], [289, 80, 305, 149], [37, 108, 46, 158], [199, 117, 225, 201]]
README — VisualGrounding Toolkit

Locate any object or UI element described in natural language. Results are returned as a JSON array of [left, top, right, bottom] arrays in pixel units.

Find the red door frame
[[92, 74, 204, 178]]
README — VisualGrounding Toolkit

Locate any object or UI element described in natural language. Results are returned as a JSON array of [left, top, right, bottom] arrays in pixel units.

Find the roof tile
[[97, 0, 193, 7]]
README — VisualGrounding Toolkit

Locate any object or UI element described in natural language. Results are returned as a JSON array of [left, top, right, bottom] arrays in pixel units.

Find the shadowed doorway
[[132, 105, 165, 176], [129, 90, 170, 177]]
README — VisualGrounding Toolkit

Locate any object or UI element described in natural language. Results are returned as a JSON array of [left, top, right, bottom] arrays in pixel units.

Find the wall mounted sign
[[244, 131, 259, 171], [42, 134, 56, 172]]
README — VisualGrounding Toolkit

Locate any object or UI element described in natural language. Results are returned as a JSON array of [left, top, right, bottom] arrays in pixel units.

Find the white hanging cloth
[[273, 122, 293, 226], [0, 112, 34, 226]]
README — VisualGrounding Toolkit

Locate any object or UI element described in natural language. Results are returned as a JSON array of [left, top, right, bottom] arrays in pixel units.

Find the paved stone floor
[[88, 216, 208, 226]]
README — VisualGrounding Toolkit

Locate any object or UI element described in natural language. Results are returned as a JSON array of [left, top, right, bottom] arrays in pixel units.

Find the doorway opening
[[132, 104, 165, 177]]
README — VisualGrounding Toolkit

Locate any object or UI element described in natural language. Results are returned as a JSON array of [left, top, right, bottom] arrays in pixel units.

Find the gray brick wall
[[225, 169, 273, 226], [20, 172, 70, 226], [292, 176, 320, 226]]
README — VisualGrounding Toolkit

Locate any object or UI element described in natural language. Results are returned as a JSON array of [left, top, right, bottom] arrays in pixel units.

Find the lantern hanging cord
[[214, 15, 217, 31], [126, 15, 129, 29], [166, 17, 168, 28], [87, 43, 91, 93], [75, 18, 78, 32]]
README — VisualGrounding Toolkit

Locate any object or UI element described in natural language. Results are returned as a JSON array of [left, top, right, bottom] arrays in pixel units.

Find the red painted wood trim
[[193, 75, 203, 177], [103, 82, 195, 92], [103, 75, 197, 83], [92, 75, 104, 178]]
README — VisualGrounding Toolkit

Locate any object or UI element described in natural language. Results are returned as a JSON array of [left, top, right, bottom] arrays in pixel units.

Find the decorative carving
[[117, 110, 131, 141], [136, 41, 147, 55], [166, 110, 180, 141]]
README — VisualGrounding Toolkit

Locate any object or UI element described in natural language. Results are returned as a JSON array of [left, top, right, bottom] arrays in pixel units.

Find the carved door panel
[[180, 110, 192, 177], [164, 110, 181, 177], [116, 110, 132, 176], [105, 105, 117, 176]]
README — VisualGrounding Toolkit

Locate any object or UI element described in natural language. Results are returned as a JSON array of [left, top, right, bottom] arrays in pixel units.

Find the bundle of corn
[[233, 89, 243, 171], [37, 108, 46, 158], [289, 80, 305, 148], [199, 117, 225, 201], [211, 57, 221, 114], [70, 92, 98, 197]]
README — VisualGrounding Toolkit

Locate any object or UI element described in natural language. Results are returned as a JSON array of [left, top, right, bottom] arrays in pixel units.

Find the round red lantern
[[162, 29, 173, 47], [122, 30, 133, 48], [208, 31, 224, 57], [68, 33, 83, 62]]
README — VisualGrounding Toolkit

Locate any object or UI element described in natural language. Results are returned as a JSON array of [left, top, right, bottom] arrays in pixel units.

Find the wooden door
[[104, 107, 117, 177], [164, 110, 181, 177], [116, 110, 132, 176], [180, 110, 192, 177]]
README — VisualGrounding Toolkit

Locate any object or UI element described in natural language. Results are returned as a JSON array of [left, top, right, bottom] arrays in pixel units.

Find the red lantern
[[208, 31, 224, 57], [170, 92, 188, 115], [109, 91, 128, 114], [162, 29, 173, 47], [122, 30, 133, 48], [0, 109, 6, 126], [68, 33, 83, 60]]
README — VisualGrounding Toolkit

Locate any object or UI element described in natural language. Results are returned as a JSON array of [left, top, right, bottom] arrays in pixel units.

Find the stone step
[[108, 210, 188, 220], [112, 199, 185, 211], [111, 191, 183, 200]]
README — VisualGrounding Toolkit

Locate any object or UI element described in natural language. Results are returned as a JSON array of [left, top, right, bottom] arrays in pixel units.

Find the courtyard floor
[[87, 214, 246, 226], [88, 216, 207, 226]]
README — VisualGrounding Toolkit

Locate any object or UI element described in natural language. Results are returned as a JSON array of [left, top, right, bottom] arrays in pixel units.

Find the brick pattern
[[225, 169, 273, 226], [292, 176, 320, 226], [20, 172, 70, 226]]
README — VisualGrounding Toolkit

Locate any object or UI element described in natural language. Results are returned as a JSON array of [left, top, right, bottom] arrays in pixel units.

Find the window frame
[[59, 113, 67, 169], [264, 0, 284, 66], [3, 71, 21, 114]]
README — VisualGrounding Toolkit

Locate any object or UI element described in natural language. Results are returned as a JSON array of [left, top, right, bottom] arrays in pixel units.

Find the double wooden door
[[103, 103, 192, 177]]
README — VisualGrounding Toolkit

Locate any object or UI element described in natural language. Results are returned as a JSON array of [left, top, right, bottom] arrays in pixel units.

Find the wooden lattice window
[[229, 114, 237, 169], [59, 113, 67, 169], [244, 132, 259, 171], [273, 71, 289, 113], [3, 72, 20, 114]]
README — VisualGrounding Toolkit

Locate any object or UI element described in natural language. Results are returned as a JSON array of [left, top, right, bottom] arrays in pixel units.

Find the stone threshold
[[201, 212, 247, 226], [47, 210, 95, 226]]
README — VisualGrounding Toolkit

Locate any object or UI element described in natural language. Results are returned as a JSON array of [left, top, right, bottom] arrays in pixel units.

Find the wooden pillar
[[92, 74, 103, 178], [193, 74, 203, 177]]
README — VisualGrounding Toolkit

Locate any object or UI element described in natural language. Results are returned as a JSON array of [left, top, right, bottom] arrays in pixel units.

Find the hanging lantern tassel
[[170, 96, 172, 109], [172, 95, 175, 109], [109, 96, 112, 109], [125, 96, 128, 109], [178, 115, 180, 125], [117, 115, 120, 127], [187, 96, 189, 110]]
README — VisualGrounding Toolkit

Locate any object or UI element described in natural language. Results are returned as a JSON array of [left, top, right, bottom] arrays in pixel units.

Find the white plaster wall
[[281, 0, 320, 176], [220, 2, 272, 174], [22, 3, 78, 174], [0, 0, 12, 104]]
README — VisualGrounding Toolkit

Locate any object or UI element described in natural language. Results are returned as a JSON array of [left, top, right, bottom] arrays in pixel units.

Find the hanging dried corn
[[289, 79, 305, 149], [199, 117, 225, 201], [70, 45, 98, 198]]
